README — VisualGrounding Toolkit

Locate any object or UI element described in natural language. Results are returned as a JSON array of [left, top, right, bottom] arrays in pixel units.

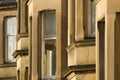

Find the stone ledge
[[13, 50, 28, 58], [62, 64, 95, 78], [74, 39, 95, 47], [67, 39, 95, 53], [0, 64, 16, 68]]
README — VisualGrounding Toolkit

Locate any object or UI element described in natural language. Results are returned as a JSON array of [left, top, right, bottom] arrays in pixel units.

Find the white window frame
[[4, 16, 17, 62]]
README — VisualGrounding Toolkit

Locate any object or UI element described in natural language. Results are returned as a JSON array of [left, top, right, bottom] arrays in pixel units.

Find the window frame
[[4, 16, 17, 63], [41, 11, 56, 78]]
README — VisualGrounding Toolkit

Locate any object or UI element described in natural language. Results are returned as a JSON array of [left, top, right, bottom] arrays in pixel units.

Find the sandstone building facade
[[0, 0, 17, 80], [96, 0, 120, 80], [0, 0, 120, 80]]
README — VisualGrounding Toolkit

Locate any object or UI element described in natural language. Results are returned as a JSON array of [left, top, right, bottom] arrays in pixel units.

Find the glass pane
[[45, 49, 56, 76], [7, 36, 16, 62], [44, 41, 56, 76], [43, 12, 56, 38], [88, 0, 96, 36], [6, 17, 17, 35]]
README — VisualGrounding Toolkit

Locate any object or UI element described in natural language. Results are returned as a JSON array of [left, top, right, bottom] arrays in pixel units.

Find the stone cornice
[[67, 39, 95, 53], [62, 64, 95, 78]]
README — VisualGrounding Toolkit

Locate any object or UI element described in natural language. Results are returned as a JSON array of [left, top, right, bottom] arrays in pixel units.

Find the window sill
[[74, 38, 95, 46], [0, 63, 16, 68], [0, 2, 17, 10]]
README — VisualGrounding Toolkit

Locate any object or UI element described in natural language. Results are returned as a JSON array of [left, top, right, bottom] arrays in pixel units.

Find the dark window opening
[[98, 20, 105, 80]]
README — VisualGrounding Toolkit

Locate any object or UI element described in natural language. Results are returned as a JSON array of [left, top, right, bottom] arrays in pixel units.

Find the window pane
[[43, 12, 56, 38], [7, 36, 16, 62], [91, 1, 96, 35], [88, 0, 96, 36], [6, 17, 17, 35]]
